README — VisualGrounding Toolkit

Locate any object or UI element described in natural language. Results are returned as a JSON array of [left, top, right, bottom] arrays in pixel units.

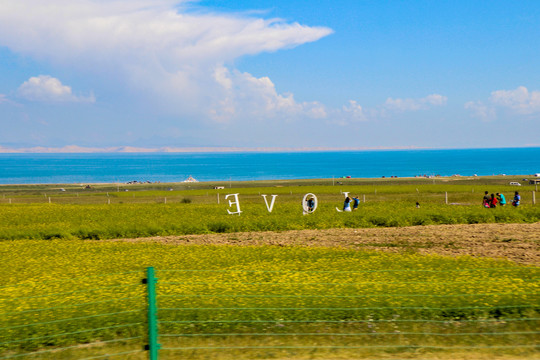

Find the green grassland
[[1, 240, 538, 359], [1, 176, 538, 359], [0, 176, 539, 241]]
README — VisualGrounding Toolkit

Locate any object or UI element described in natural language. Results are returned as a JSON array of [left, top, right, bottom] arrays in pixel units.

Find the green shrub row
[[0, 202, 538, 241]]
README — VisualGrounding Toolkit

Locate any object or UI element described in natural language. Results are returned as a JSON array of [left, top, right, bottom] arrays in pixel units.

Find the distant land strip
[[1, 144, 540, 154]]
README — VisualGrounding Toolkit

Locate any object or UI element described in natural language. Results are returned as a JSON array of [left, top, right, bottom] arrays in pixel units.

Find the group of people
[[482, 191, 520, 208], [343, 195, 360, 212], [323, 190, 522, 212]]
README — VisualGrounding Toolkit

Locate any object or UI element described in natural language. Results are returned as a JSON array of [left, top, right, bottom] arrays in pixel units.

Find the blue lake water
[[0, 148, 539, 184]]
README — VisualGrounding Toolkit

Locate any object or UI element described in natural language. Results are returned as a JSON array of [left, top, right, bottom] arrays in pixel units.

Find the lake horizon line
[[1, 144, 540, 155]]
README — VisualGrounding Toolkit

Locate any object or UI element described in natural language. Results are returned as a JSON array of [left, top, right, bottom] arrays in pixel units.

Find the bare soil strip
[[117, 223, 540, 265]]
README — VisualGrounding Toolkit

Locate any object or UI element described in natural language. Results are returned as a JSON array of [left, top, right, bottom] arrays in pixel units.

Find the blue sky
[[0, 0, 539, 152]]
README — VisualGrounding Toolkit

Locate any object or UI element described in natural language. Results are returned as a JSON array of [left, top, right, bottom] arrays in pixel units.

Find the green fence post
[[144, 267, 160, 360]]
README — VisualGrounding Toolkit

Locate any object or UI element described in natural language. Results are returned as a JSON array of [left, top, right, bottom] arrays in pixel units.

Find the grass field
[[0, 177, 538, 241], [1, 176, 538, 359], [1, 240, 538, 359]]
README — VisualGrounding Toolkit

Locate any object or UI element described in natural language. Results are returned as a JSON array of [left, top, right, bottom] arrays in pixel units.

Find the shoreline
[[1, 145, 540, 154], [0, 174, 534, 187]]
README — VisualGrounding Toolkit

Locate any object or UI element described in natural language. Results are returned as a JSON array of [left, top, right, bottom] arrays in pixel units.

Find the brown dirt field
[[117, 223, 540, 265]]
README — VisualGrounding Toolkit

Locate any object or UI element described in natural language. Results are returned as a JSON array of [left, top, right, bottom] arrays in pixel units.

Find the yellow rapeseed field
[[1, 239, 538, 359]]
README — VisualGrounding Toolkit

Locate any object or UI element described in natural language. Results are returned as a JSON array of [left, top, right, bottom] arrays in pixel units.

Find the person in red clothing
[[490, 193, 498, 208]]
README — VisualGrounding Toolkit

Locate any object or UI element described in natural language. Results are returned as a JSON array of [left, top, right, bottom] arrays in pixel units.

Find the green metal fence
[[1, 267, 539, 359]]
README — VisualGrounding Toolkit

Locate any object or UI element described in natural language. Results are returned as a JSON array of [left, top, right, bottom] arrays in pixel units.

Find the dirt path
[[119, 223, 540, 265]]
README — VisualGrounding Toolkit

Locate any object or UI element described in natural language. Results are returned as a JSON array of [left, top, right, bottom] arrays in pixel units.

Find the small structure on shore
[[183, 175, 198, 183]]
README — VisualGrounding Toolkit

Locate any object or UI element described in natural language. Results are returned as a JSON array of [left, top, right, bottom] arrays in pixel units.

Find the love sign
[[226, 192, 355, 215]]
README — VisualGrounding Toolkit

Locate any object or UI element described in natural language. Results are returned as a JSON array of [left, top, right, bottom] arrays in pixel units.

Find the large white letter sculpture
[[336, 192, 350, 212], [261, 195, 278, 213], [225, 193, 242, 215], [302, 193, 318, 215]]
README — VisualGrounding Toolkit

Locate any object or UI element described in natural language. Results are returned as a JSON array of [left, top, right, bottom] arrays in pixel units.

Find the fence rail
[[0, 271, 146, 360], [1, 266, 539, 359]]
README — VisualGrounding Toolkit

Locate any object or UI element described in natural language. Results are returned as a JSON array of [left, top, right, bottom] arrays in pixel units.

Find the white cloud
[[384, 94, 448, 112], [303, 101, 327, 119], [209, 67, 327, 122], [0, 0, 332, 120], [466, 86, 540, 120], [342, 100, 367, 121], [464, 101, 496, 122], [336, 94, 448, 125], [0, 94, 8, 104], [490, 86, 540, 115], [16, 75, 95, 103]]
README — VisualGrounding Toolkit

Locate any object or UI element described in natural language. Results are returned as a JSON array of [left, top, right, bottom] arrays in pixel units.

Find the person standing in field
[[497, 193, 506, 206], [512, 191, 521, 206], [490, 193, 498, 208], [483, 191, 490, 208], [352, 196, 360, 210], [307, 197, 315, 212], [343, 196, 352, 212]]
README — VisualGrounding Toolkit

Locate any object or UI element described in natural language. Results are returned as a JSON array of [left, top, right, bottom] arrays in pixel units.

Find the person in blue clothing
[[352, 196, 360, 210], [307, 197, 315, 212], [512, 191, 521, 207], [497, 193, 506, 206]]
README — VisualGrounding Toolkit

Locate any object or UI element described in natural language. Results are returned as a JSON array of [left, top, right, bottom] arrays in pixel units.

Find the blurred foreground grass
[[1, 241, 538, 359]]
